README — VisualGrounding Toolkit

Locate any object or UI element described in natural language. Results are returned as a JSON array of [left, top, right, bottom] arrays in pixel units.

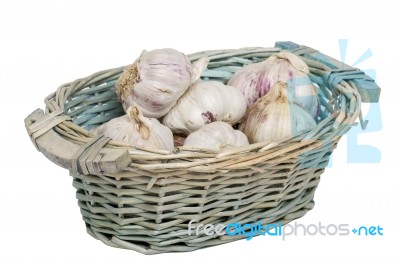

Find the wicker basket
[[25, 41, 380, 254]]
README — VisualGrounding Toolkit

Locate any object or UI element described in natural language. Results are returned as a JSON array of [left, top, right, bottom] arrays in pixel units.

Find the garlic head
[[116, 48, 208, 118], [91, 106, 174, 151], [162, 81, 247, 135], [239, 81, 317, 143], [228, 51, 319, 118], [184, 122, 249, 152]]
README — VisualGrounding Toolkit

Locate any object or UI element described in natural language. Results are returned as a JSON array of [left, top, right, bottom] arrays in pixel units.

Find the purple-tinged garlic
[[116, 48, 208, 118], [228, 51, 319, 118], [240, 81, 317, 143]]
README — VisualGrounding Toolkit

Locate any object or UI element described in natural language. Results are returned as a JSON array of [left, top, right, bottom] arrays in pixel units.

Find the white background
[[1, 0, 399, 265]]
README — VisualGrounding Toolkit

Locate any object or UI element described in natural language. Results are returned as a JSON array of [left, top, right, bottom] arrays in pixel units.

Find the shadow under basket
[[25, 41, 380, 254]]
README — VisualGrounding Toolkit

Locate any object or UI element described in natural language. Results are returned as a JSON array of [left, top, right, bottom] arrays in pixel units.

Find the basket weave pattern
[[25, 42, 379, 254]]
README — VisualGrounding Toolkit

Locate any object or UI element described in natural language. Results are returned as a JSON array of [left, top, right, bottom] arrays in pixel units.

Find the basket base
[[82, 189, 316, 254]]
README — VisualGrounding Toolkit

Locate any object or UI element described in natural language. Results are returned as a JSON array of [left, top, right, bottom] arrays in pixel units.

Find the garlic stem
[[127, 106, 150, 140]]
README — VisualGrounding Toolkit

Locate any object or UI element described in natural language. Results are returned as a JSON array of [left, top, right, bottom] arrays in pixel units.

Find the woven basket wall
[[25, 42, 380, 254]]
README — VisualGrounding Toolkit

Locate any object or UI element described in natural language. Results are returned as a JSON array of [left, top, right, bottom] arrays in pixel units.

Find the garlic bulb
[[162, 81, 247, 135], [91, 106, 174, 151], [184, 122, 249, 151], [228, 51, 319, 118], [240, 81, 317, 143], [116, 48, 208, 118]]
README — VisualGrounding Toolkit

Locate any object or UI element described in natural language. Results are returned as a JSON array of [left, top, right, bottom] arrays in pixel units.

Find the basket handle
[[24, 108, 132, 175]]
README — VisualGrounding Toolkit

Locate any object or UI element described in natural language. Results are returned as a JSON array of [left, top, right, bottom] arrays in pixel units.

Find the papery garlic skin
[[162, 81, 247, 135], [240, 81, 317, 144], [184, 122, 249, 151], [173, 135, 186, 147], [91, 106, 174, 151], [228, 51, 319, 118], [116, 48, 208, 118]]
